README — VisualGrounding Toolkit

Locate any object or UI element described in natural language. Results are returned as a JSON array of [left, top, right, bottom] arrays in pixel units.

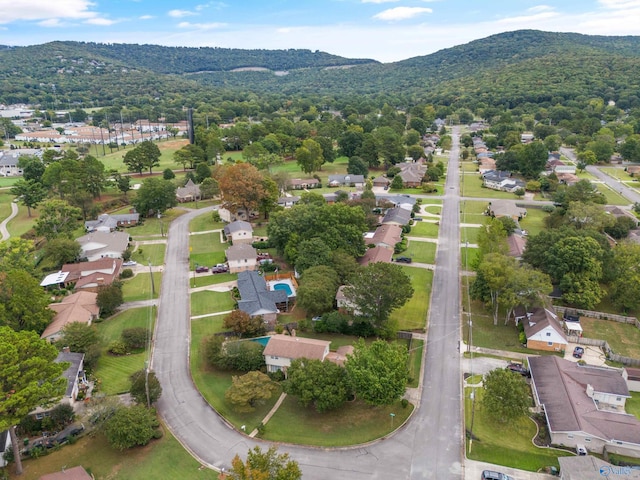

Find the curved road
[[153, 130, 463, 479], [0, 201, 18, 241]]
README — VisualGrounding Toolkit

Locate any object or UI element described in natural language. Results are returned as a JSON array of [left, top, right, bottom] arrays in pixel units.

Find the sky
[[1, 0, 640, 63]]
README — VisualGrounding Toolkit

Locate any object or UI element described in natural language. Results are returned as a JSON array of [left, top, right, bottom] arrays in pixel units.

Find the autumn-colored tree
[[229, 446, 302, 480], [223, 310, 265, 338], [217, 163, 265, 217]]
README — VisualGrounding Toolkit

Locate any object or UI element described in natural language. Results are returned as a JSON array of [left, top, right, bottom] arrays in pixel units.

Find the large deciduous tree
[[0, 270, 55, 333], [223, 310, 265, 338], [34, 199, 82, 240], [482, 368, 530, 423], [218, 162, 265, 217], [10, 179, 47, 217], [296, 265, 340, 316], [295, 138, 324, 174], [225, 371, 279, 412], [123, 140, 161, 175], [346, 339, 408, 406], [129, 370, 162, 406], [0, 238, 36, 276], [343, 262, 413, 335], [610, 243, 640, 312], [131, 177, 177, 217], [0, 327, 67, 475], [173, 143, 206, 170], [230, 446, 302, 480], [104, 405, 160, 450], [285, 359, 350, 412]]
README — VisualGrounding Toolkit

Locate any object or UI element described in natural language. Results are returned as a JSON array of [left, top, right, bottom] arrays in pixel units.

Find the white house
[[76, 231, 130, 262], [0, 430, 10, 468], [522, 307, 568, 352], [226, 244, 257, 273], [263, 334, 330, 375], [223, 220, 254, 245]]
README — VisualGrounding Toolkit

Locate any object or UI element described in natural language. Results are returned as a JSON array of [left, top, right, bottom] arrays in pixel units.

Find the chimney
[[63, 346, 70, 353]]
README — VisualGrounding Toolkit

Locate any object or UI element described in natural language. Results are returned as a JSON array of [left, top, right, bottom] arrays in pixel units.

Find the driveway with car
[[564, 342, 606, 366]]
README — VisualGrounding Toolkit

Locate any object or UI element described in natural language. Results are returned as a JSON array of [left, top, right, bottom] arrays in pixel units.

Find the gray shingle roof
[[56, 351, 84, 397], [237, 271, 287, 317]]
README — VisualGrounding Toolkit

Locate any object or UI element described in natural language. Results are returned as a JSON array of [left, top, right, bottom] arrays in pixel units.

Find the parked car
[[211, 265, 228, 274], [54, 423, 85, 445], [573, 346, 585, 359], [576, 444, 587, 456], [195, 266, 209, 273], [122, 260, 137, 267], [395, 256, 412, 263], [506, 362, 530, 377], [481, 470, 514, 480]]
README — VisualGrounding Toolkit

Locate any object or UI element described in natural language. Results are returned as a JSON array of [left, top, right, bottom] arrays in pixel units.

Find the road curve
[[153, 130, 464, 478], [0, 201, 18, 241]]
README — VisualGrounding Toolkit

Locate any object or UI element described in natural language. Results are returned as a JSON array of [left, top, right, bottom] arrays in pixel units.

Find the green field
[[190, 290, 236, 317], [579, 317, 640, 358], [94, 307, 155, 395], [122, 272, 162, 302], [461, 226, 480, 244], [190, 231, 227, 267], [461, 200, 489, 224], [98, 139, 189, 173], [403, 240, 437, 264], [191, 272, 236, 288], [190, 213, 224, 233], [410, 221, 439, 238], [519, 208, 549, 236], [390, 267, 433, 331], [131, 243, 166, 266]]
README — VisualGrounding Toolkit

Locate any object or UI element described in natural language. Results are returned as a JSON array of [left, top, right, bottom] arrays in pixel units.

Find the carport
[[564, 321, 583, 337]]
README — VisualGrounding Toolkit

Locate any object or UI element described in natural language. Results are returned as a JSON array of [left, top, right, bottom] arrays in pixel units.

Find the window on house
[[35, 413, 44, 420], [585, 438, 591, 442], [548, 341, 553, 346], [567, 435, 574, 439], [616, 397, 622, 401], [546, 332, 551, 336]]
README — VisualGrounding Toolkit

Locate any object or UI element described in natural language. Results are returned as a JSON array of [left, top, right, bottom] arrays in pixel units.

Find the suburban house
[[487, 200, 527, 220], [529, 355, 640, 457], [556, 172, 580, 186], [76, 231, 130, 262], [625, 368, 640, 392], [0, 430, 10, 468], [381, 207, 412, 226], [397, 161, 427, 187], [32, 350, 88, 419], [223, 220, 254, 245], [359, 246, 393, 266], [327, 174, 365, 188], [372, 176, 391, 188], [627, 166, 640, 177], [482, 170, 526, 192], [85, 212, 139, 232], [335, 285, 361, 315], [478, 157, 497, 174], [236, 271, 288, 322], [226, 244, 258, 273], [521, 132, 534, 143], [288, 178, 320, 190], [558, 456, 640, 480], [521, 306, 568, 352], [0, 151, 23, 176], [506, 234, 527, 260], [376, 194, 417, 211], [41, 291, 100, 342], [263, 334, 330, 375], [39, 466, 93, 480], [39, 258, 124, 291], [176, 179, 201, 203], [369, 224, 403, 249], [605, 205, 639, 226], [277, 196, 300, 208], [217, 207, 258, 223]]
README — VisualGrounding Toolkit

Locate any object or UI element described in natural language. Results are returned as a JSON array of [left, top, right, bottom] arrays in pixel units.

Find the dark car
[[395, 256, 412, 263], [481, 470, 514, 480], [573, 346, 585, 359], [195, 266, 209, 273], [211, 265, 228, 274], [54, 423, 85, 445], [506, 362, 530, 377]]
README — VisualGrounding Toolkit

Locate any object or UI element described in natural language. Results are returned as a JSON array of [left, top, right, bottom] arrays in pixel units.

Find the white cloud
[[139, 15, 154, 20], [362, 0, 399, 3], [85, 17, 116, 26], [373, 7, 432, 21], [168, 9, 196, 18], [598, 0, 640, 8], [527, 5, 555, 13], [0, 0, 97, 23], [177, 21, 226, 30], [494, 11, 559, 25], [38, 18, 63, 27]]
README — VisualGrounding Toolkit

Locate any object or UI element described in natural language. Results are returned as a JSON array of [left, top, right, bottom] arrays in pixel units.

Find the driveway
[[564, 342, 607, 366]]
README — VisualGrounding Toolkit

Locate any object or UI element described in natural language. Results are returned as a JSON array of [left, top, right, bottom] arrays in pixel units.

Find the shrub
[[252, 240, 273, 249], [108, 340, 128, 356], [401, 398, 409, 408], [121, 327, 150, 351], [120, 268, 134, 279]]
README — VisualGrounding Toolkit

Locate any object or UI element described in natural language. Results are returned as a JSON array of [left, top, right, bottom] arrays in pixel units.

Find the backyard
[[579, 317, 640, 358]]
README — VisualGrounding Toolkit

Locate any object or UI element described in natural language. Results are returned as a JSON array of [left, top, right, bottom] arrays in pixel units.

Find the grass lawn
[[579, 317, 640, 358], [461, 226, 480, 244], [628, 393, 640, 420], [7, 202, 39, 238], [132, 243, 166, 266], [99, 139, 189, 173], [408, 338, 424, 387], [519, 208, 548, 236], [461, 162, 479, 172], [261, 395, 413, 446], [126, 209, 186, 237], [410, 221, 439, 238], [390, 267, 432, 331], [600, 167, 633, 181], [465, 388, 571, 471], [461, 200, 489, 224], [0, 176, 19, 187], [0, 193, 13, 223], [190, 314, 279, 431], [461, 247, 479, 269], [461, 176, 521, 200], [94, 307, 155, 395], [595, 183, 631, 206], [423, 204, 442, 214], [122, 272, 162, 302], [190, 290, 236, 317], [190, 231, 227, 267], [190, 213, 224, 233], [10, 429, 216, 480], [403, 240, 436, 264], [192, 272, 236, 288]]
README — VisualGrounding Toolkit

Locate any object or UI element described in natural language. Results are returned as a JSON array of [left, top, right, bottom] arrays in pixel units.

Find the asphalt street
[[153, 132, 466, 478]]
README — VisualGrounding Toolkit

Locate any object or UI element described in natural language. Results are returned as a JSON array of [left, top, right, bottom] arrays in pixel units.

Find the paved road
[[0, 201, 18, 241]]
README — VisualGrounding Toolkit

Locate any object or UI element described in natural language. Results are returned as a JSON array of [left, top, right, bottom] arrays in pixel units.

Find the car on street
[[394, 256, 412, 263], [122, 260, 137, 267], [195, 266, 209, 273], [481, 470, 514, 480], [573, 346, 585, 359], [211, 265, 228, 274], [506, 362, 530, 377]]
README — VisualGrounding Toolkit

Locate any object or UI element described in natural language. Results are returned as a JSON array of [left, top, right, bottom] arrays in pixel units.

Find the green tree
[[0, 270, 55, 334], [294, 238, 333, 274], [132, 177, 177, 217], [230, 446, 302, 480], [10, 179, 47, 217], [565, 202, 614, 231], [346, 339, 408, 406], [129, 370, 162, 406], [225, 371, 279, 412], [0, 327, 66, 475], [43, 238, 81, 268], [199, 177, 219, 200], [390, 174, 404, 190], [173, 144, 206, 170], [482, 368, 530, 423], [296, 265, 340, 316], [124, 141, 161, 175], [18, 155, 45, 182], [620, 135, 640, 162], [0, 238, 36, 275], [296, 138, 324, 174], [343, 262, 413, 335], [195, 162, 212, 183], [223, 310, 265, 338], [58, 322, 101, 369], [96, 283, 124, 317], [162, 168, 175, 180], [34, 199, 82, 240], [285, 358, 350, 412], [104, 405, 159, 450], [610, 243, 640, 312], [347, 156, 368, 177]]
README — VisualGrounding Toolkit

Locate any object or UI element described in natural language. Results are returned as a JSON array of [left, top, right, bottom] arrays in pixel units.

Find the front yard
[[390, 267, 432, 331], [402, 240, 436, 264], [189, 231, 227, 267], [121, 272, 162, 302], [190, 290, 236, 317]]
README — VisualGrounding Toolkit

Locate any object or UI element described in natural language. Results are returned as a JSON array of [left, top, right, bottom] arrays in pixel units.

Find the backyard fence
[[567, 335, 640, 367], [554, 306, 638, 326]]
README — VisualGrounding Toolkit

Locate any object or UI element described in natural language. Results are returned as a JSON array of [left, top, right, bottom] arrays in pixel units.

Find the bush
[[252, 240, 273, 249], [120, 268, 134, 279], [518, 331, 527, 344], [401, 398, 409, 408], [121, 327, 150, 351], [108, 340, 128, 356]]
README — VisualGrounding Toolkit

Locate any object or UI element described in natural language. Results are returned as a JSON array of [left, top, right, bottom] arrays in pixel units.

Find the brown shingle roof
[[226, 243, 257, 262], [42, 292, 99, 339], [263, 334, 329, 361], [370, 224, 402, 248], [359, 246, 393, 266], [523, 307, 567, 341]]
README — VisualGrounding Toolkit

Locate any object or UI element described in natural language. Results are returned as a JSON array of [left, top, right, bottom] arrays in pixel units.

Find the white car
[[122, 260, 137, 267]]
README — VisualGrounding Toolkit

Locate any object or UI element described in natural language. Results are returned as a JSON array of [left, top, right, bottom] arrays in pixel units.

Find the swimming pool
[[251, 336, 271, 347], [272, 282, 293, 296]]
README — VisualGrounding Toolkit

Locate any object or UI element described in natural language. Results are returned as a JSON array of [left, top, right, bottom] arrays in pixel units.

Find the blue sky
[[1, 0, 640, 62]]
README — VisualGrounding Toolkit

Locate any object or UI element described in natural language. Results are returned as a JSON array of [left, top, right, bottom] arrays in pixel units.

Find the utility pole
[[148, 261, 155, 297]]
